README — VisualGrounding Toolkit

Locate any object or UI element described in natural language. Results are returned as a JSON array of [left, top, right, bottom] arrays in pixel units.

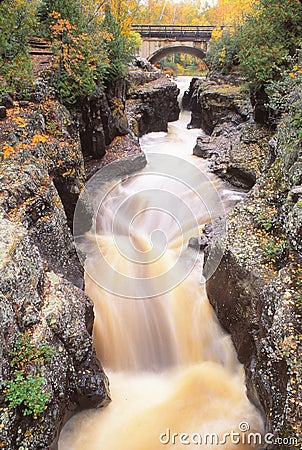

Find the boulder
[[0, 219, 110, 449], [0, 98, 111, 449], [128, 58, 162, 86], [126, 76, 180, 137]]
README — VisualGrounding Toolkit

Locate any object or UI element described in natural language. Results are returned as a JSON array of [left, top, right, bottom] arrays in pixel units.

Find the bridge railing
[[132, 24, 217, 40]]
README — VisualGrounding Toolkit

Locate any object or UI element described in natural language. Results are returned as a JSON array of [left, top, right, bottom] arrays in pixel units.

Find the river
[[58, 77, 264, 449]]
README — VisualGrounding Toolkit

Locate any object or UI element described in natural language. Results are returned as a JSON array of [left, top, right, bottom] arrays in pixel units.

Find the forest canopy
[[0, 0, 142, 104], [1, 0, 302, 104]]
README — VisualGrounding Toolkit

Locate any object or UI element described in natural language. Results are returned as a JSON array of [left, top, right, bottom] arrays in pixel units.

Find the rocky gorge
[[0, 60, 300, 449], [183, 76, 301, 447], [0, 61, 180, 449]]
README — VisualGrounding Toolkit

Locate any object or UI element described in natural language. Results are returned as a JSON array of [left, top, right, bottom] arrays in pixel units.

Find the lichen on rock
[[0, 93, 111, 449], [194, 75, 302, 445], [126, 70, 180, 137]]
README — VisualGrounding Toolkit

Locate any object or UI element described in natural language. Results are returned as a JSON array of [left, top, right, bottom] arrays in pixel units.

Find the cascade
[[59, 77, 263, 450]]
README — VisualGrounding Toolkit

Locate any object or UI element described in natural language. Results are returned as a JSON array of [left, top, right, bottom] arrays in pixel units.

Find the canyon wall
[[0, 62, 180, 449], [185, 77, 301, 447]]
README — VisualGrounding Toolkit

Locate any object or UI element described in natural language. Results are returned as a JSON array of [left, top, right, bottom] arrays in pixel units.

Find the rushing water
[[59, 77, 263, 449]]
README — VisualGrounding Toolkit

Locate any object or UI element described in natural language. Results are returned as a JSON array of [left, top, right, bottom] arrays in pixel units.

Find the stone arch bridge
[[131, 24, 215, 64]]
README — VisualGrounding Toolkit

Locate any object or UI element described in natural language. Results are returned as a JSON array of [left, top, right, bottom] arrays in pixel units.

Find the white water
[[59, 77, 263, 449]]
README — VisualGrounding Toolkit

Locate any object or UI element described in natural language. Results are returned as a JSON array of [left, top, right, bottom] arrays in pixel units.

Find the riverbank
[[184, 76, 301, 447], [0, 62, 180, 449]]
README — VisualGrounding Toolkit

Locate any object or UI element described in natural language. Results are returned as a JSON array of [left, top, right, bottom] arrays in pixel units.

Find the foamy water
[[59, 77, 263, 450]]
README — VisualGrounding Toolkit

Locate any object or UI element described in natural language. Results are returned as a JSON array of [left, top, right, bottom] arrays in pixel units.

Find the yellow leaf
[[62, 168, 75, 177], [32, 134, 49, 144], [13, 117, 27, 128], [2, 144, 15, 158]]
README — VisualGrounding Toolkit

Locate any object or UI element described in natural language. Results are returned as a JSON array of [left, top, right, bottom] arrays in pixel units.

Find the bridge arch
[[132, 25, 213, 62], [148, 45, 206, 64]]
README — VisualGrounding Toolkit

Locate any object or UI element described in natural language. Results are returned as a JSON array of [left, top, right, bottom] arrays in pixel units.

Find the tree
[[38, 0, 138, 105], [37, 0, 83, 35], [206, 30, 239, 74], [132, 0, 254, 26], [101, 6, 137, 83], [50, 12, 107, 105], [237, 0, 302, 88], [205, 0, 255, 27], [0, 0, 37, 93]]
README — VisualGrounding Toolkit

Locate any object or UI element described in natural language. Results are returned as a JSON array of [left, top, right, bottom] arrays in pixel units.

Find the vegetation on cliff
[[198, 1, 302, 444], [0, 0, 141, 105], [0, 0, 36, 94], [206, 0, 302, 93]]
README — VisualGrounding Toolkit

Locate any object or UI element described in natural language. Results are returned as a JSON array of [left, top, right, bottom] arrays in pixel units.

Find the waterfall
[[59, 77, 263, 450]]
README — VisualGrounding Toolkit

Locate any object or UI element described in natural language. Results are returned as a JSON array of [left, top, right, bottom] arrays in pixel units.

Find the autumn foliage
[[237, 0, 302, 87], [1, 0, 302, 104], [205, 0, 302, 96], [130, 0, 255, 27], [39, 0, 140, 104], [0, 0, 140, 105]]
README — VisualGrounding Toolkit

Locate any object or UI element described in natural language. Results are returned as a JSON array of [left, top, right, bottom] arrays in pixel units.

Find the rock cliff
[[184, 78, 273, 190], [0, 63, 181, 449], [186, 77, 301, 447], [126, 60, 180, 137], [0, 94, 110, 449], [75, 79, 129, 160]]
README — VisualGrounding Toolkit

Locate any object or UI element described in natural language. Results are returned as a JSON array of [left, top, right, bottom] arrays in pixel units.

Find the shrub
[[3, 332, 55, 419], [267, 47, 302, 116], [37, 0, 82, 37], [50, 13, 103, 106], [0, 0, 37, 93], [206, 30, 239, 74], [38, 3, 137, 105], [101, 7, 137, 84], [4, 372, 50, 419], [8, 332, 55, 368]]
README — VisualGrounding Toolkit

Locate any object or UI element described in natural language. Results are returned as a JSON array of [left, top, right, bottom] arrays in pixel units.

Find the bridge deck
[[132, 24, 216, 40]]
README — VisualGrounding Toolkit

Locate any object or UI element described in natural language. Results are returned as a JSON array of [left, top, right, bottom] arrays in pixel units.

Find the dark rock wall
[[188, 77, 301, 446], [185, 78, 273, 190], [206, 215, 298, 445], [126, 68, 180, 137], [183, 77, 252, 134], [0, 97, 110, 449], [74, 63, 177, 159], [76, 79, 129, 159]]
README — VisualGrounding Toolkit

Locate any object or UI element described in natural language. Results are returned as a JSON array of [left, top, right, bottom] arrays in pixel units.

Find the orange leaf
[[32, 134, 49, 144], [2, 144, 15, 158], [13, 117, 27, 128]]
